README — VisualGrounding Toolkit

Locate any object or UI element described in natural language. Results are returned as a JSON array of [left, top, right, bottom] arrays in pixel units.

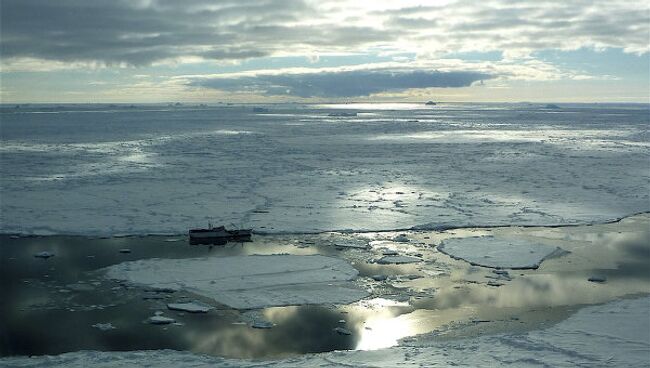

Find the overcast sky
[[1, 0, 648, 103]]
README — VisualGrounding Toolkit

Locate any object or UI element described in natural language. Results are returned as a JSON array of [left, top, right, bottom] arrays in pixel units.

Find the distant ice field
[[1, 103, 648, 235]]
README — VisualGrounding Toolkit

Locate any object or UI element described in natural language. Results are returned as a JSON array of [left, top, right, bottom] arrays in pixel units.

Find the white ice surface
[[438, 236, 564, 269], [1, 104, 648, 235], [376, 255, 423, 264], [103, 254, 367, 309], [3, 296, 648, 367], [166, 302, 212, 313]]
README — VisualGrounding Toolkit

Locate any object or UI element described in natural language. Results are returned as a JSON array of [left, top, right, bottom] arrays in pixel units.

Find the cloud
[[0, 0, 391, 67], [1, 0, 647, 70], [184, 55, 603, 96], [191, 69, 492, 97]]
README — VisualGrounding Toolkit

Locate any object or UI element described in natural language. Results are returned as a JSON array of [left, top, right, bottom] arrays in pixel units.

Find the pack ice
[[103, 254, 367, 309], [1, 104, 648, 236], [438, 236, 567, 269]]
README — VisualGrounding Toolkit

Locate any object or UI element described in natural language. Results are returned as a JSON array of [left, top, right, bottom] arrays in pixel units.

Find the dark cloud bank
[[192, 70, 493, 97], [0, 0, 388, 65]]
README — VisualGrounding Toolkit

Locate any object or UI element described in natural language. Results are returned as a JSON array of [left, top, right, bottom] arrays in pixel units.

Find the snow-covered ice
[[438, 236, 566, 269], [375, 255, 423, 264], [250, 320, 274, 329], [103, 255, 367, 309], [3, 296, 648, 367], [167, 302, 213, 313], [1, 104, 648, 235], [147, 315, 175, 325], [91, 323, 116, 331], [334, 241, 368, 249]]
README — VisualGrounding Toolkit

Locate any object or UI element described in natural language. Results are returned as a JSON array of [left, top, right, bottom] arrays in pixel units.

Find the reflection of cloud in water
[[186, 306, 355, 358], [317, 103, 424, 110], [355, 308, 408, 350]]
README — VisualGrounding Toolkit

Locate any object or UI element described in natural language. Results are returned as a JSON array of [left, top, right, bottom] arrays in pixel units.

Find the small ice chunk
[[588, 275, 607, 283], [376, 256, 422, 264], [118, 248, 131, 254], [334, 327, 352, 335], [92, 323, 116, 331], [487, 281, 504, 287], [66, 283, 94, 292], [489, 269, 512, 281], [400, 274, 423, 280], [146, 286, 176, 293], [148, 315, 176, 325], [251, 320, 274, 329], [167, 302, 213, 313], [393, 234, 409, 243], [34, 251, 54, 259], [334, 242, 368, 249], [142, 293, 165, 300]]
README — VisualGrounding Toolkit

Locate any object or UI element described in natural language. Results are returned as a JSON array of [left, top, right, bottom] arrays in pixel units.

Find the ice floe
[[375, 255, 423, 264], [166, 302, 213, 313], [588, 275, 607, 283], [33, 251, 54, 259], [147, 315, 175, 325], [438, 236, 567, 269], [103, 255, 367, 309], [334, 241, 369, 249], [91, 323, 116, 331], [251, 321, 274, 329]]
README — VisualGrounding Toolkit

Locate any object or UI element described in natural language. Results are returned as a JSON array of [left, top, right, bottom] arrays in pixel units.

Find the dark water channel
[[0, 235, 407, 359]]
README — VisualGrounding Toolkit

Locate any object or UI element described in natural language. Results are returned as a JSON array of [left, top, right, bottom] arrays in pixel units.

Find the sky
[[0, 0, 648, 103]]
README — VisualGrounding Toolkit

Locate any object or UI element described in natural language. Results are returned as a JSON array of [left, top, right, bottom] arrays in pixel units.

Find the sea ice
[[2, 104, 648, 236], [91, 323, 116, 331], [251, 321, 274, 329], [147, 316, 175, 325], [376, 255, 422, 264], [33, 251, 54, 259], [392, 235, 410, 243], [437, 236, 565, 269], [381, 250, 399, 256], [103, 255, 367, 309], [588, 275, 607, 283], [167, 302, 212, 313], [334, 241, 368, 249]]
